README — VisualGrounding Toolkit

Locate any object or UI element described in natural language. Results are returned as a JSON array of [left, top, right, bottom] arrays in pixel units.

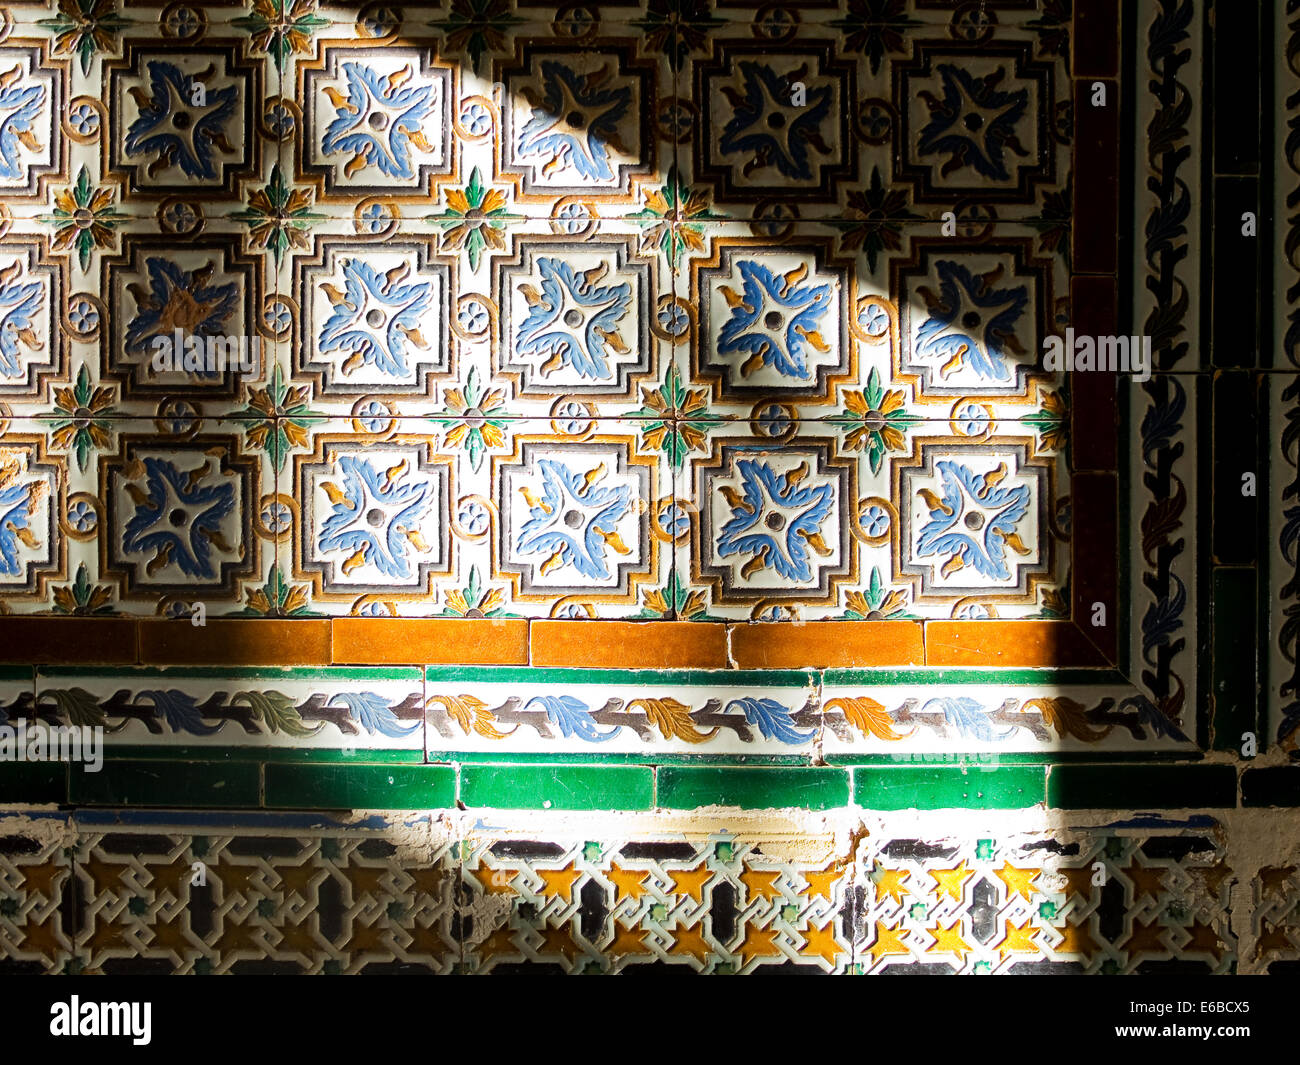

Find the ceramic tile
[[0, 812, 74, 973], [64, 814, 461, 974], [1270, 374, 1299, 755], [270, 218, 677, 419], [669, 9, 1071, 223], [1129, 0, 1203, 373], [0, 414, 281, 616], [820, 671, 1195, 756], [0, 805, 1292, 973], [0, 13, 284, 224], [671, 219, 1072, 424], [262, 18, 679, 223], [34, 666, 425, 752], [682, 1, 1074, 33], [1123, 372, 1200, 726], [1253, 860, 1300, 972], [0, 213, 285, 423], [459, 823, 854, 973], [1275, 0, 1298, 375], [850, 817, 1235, 974], [282, 416, 672, 618], [674, 412, 1070, 622], [424, 666, 818, 758]]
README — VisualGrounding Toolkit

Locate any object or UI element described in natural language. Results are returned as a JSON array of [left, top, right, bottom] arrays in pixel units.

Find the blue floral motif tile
[[263, 17, 679, 222], [0, 10, 284, 223], [18, 414, 283, 617], [675, 408, 1068, 622], [270, 217, 677, 419], [671, 7, 1071, 222], [673, 219, 1070, 424], [282, 417, 672, 618]]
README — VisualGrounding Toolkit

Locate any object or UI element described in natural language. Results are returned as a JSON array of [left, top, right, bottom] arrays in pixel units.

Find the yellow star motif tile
[[866, 920, 910, 962], [669, 863, 713, 903], [21, 860, 69, 901], [995, 862, 1040, 901], [930, 859, 973, 902], [800, 920, 845, 965], [997, 918, 1040, 959], [1056, 863, 1097, 900], [342, 863, 388, 898], [740, 867, 783, 902], [873, 866, 910, 904], [1122, 859, 1166, 902], [926, 920, 973, 960], [471, 864, 516, 895], [536, 861, 583, 902], [668, 921, 713, 963], [1052, 919, 1099, 959], [477, 924, 521, 959], [1255, 921, 1296, 957], [212, 860, 261, 896], [19, 913, 64, 962], [804, 863, 845, 901], [737, 924, 782, 964], [276, 861, 324, 902], [1182, 919, 1225, 962], [538, 924, 584, 963], [607, 863, 651, 902], [1122, 917, 1167, 957], [609, 922, 652, 955]]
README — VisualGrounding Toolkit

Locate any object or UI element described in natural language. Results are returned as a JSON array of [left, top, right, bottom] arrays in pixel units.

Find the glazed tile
[[0, 414, 281, 617], [849, 816, 1235, 974], [458, 823, 854, 973], [266, 18, 679, 222], [682, 1, 1075, 33], [281, 417, 673, 618], [672, 219, 1073, 424], [1128, 0, 1204, 373], [34, 665, 425, 752], [424, 665, 818, 758], [0, 812, 74, 973], [0, 208, 287, 422], [820, 670, 1195, 756], [0, 12, 284, 224], [0, 0, 1284, 986], [271, 218, 678, 419], [670, 9, 1071, 223], [1121, 371, 1201, 723], [63, 814, 462, 974], [1269, 373, 1299, 756], [673, 412, 1070, 622]]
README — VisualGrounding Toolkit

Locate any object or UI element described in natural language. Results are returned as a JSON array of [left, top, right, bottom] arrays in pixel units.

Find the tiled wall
[[0, 0, 1292, 972], [7, 807, 1300, 974]]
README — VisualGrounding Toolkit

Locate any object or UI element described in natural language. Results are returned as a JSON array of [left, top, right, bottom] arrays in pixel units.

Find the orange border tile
[[531, 621, 728, 669], [729, 621, 924, 669], [333, 618, 529, 665], [139, 620, 331, 666], [0, 618, 136, 664], [924, 621, 1108, 668]]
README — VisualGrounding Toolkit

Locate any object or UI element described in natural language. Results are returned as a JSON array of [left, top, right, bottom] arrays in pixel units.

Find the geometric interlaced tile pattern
[[0, 812, 1269, 975]]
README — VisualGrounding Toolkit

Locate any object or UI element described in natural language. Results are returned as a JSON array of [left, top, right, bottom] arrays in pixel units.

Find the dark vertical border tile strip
[[1211, 177, 1261, 369]]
